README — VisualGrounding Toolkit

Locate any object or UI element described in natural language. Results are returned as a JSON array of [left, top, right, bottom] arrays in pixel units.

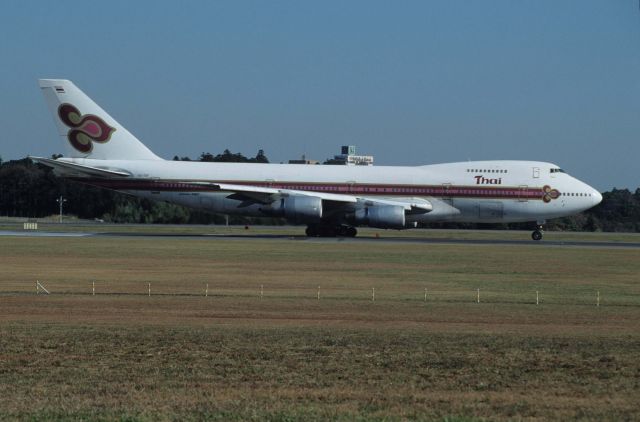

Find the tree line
[[0, 152, 639, 232], [0, 150, 272, 225]]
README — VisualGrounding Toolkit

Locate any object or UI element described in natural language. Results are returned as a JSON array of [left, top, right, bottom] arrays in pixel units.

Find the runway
[[0, 230, 90, 237], [2, 229, 640, 249]]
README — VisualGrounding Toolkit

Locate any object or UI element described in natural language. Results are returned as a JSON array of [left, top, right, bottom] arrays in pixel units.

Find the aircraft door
[[441, 183, 452, 198], [347, 180, 357, 194], [505, 187, 529, 220], [532, 167, 540, 179], [441, 183, 455, 220], [518, 185, 529, 202]]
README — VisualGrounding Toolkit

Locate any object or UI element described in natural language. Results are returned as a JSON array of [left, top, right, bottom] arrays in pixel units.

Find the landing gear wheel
[[307, 224, 356, 238], [531, 230, 543, 241], [305, 225, 318, 237], [319, 226, 337, 237], [336, 225, 357, 237]]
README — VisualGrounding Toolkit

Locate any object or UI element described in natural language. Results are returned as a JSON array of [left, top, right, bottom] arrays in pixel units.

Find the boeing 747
[[32, 79, 602, 240]]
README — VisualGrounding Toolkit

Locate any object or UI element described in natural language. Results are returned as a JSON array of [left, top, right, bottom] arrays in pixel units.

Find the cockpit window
[[550, 168, 566, 174]]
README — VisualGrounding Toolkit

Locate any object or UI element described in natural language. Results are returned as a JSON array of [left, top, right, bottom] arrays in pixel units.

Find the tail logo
[[57, 103, 116, 153]]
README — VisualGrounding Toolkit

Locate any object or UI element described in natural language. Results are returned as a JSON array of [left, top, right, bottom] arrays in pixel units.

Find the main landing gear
[[305, 224, 357, 238], [531, 221, 545, 241]]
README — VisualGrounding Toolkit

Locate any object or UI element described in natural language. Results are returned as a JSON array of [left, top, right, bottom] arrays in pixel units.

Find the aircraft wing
[[187, 181, 358, 204], [357, 197, 432, 213], [188, 181, 432, 213]]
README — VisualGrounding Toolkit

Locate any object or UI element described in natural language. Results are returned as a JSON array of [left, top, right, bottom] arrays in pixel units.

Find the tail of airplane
[[38, 79, 161, 161]]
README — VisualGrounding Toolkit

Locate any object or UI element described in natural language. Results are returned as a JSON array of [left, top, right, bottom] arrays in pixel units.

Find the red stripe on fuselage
[[70, 178, 551, 200]]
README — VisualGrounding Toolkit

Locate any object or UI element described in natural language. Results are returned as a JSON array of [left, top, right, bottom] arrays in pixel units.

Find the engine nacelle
[[265, 196, 323, 222], [354, 205, 405, 229], [285, 196, 323, 221]]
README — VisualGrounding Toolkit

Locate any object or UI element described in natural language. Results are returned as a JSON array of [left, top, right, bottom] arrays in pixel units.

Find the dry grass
[[1, 322, 638, 421], [0, 235, 639, 420]]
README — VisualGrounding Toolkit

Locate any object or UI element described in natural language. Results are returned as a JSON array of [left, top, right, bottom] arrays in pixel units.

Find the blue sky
[[1, 0, 638, 190]]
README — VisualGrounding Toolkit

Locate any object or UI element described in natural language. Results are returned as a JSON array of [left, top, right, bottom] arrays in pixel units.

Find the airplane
[[32, 79, 602, 240]]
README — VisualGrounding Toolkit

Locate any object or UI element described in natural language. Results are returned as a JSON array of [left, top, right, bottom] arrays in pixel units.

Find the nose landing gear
[[531, 221, 545, 241]]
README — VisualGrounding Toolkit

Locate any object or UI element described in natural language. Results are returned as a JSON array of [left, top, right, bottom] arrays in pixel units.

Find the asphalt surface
[[2, 230, 640, 249], [0, 230, 89, 237]]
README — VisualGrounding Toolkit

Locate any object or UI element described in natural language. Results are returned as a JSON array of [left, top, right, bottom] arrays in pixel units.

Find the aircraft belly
[[476, 201, 504, 221], [502, 200, 531, 222], [450, 198, 504, 223], [409, 194, 550, 224], [409, 197, 460, 222]]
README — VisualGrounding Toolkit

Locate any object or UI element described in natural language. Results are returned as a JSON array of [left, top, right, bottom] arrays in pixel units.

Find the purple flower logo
[[58, 103, 116, 153], [542, 185, 560, 203]]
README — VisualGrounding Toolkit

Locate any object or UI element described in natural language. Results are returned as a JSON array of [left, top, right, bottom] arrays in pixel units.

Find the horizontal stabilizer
[[30, 157, 131, 178]]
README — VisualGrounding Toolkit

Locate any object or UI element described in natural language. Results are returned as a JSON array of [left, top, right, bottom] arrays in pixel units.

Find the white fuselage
[[64, 158, 601, 225]]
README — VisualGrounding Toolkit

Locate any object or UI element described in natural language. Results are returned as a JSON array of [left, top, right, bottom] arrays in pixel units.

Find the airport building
[[289, 146, 373, 165], [333, 145, 374, 166]]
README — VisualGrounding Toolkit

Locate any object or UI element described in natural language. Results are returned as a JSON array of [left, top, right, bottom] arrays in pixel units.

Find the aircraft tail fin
[[38, 79, 161, 160]]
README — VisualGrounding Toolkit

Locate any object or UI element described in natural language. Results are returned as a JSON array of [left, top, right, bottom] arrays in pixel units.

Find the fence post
[[372, 287, 375, 302], [317, 286, 320, 300], [35, 281, 50, 295], [260, 284, 264, 300], [597, 290, 600, 307], [205, 283, 209, 297], [93, 281, 95, 296], [424, 287, 427, 302], [536, 290, 539, 305], [148, 282, 151, 297], [477, 288, 480, 303]]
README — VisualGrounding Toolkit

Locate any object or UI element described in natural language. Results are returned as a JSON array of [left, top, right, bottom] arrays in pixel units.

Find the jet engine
[[354, 205, 405, 229], [265, 196, 323, 222]]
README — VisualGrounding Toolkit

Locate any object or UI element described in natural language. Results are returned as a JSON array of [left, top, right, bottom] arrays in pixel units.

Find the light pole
[[56, 196, 67, 223]]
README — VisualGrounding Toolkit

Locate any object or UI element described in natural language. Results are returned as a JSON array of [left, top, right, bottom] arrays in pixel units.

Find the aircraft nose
[[593, 190, 603, 205]]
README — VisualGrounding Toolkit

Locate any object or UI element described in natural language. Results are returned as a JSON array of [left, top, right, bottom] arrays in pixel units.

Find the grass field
[[1, 231, 639, 420]]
